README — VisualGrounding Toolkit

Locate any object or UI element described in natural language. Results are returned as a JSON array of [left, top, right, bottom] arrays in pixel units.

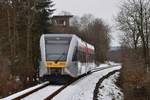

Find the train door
[[85, 43, 89, 73]]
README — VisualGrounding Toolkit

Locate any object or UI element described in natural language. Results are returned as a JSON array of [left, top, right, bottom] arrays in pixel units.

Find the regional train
[[39, 34, 95, 79]]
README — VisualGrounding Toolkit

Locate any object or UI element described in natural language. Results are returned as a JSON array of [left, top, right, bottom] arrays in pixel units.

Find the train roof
[[41, 34, 94, 50], [42, 33, 75, 37]]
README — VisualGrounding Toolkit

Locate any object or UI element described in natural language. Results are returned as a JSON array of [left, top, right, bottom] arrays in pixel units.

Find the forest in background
[[0, 0, 110, 97], [0, 0, 54, 97]]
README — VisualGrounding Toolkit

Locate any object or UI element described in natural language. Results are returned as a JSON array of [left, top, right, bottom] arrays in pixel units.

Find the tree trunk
[[7, 8, 13, 58], [13, 8, 17, 58]]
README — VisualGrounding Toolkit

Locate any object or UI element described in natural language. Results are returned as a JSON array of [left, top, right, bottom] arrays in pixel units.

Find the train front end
[[39, 34, 72, 78]]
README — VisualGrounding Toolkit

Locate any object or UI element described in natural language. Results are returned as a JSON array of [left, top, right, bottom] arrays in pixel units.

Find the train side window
[[78, 50, 82, 62], [72, 47, 78, 61], [92, 53, 95, 62], [91, 53, 94, 62], [82, 51, 86, 62], [78, 50, 81, 62]]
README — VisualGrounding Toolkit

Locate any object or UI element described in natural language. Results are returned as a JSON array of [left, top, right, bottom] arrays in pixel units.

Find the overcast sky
[[53, 0, 122, 46]]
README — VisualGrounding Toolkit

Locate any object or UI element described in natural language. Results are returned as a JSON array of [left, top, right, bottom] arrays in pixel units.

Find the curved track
[[3, 65, 119, 100]]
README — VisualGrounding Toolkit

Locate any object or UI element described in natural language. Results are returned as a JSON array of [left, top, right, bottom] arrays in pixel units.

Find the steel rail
[[12, 82, 50, 100]]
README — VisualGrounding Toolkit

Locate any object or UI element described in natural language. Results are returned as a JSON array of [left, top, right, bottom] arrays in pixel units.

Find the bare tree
[[70, 15, 110, 63], [116, 0, 150, 71], [86, 19, 110, 63]]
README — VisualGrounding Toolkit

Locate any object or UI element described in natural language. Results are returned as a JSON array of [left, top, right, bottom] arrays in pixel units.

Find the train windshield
[[45, 37, 71, 61]]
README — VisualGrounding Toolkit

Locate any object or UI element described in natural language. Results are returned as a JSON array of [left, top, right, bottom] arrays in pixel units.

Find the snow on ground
[[53, 65, 121, 100], [2, 63, 122, 100], [95, 61, 120, 69], [22, 85, 62, 100], [106, 61, 121, 66], [97, 72, 124, 100], [2, 81, 49, 100]]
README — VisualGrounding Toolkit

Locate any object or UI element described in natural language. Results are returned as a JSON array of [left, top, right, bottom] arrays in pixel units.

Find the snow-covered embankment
[[94, 71, 124, 100]]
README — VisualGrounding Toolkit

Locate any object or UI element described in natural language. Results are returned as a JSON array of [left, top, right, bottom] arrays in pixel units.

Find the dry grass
[[119, 56, 150, 100]]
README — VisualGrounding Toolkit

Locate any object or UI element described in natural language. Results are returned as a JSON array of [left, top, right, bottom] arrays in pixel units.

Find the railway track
[[44, 65, 119, 100], [3, 65, 119, 100], [6, 74, 87, 100], [44, 73, 87, 100], [12, 82, 50, 100], [3, 82, 50, 100]]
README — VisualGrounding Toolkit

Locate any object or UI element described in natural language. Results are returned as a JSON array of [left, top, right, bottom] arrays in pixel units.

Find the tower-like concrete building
[[49, 15, 73, 33]]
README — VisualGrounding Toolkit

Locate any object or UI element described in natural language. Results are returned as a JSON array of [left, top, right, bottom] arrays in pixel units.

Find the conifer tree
[[33, 0, 55, 34], [32, 0, 55, 76]]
